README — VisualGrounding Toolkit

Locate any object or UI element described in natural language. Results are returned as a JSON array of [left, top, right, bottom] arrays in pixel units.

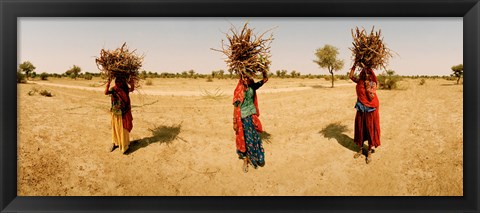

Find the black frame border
[[1, 0, 479, 212]]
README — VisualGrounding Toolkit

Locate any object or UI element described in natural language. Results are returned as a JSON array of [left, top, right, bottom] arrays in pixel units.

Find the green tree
[[17, 69, 26, 83], [451, 64, 463, 84], [140, 70, 147, 80], [65, 65, 81, 80], [290, 70, 301, 78], [188, 69, 195, 78], [181, 71, 188, 78], [313, 45, 344, 88], [19, 61, 36, 80], [218, 69, 225, 79], [290, 70, 296, 78]]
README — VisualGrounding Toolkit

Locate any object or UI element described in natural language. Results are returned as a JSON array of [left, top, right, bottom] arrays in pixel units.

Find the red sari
[[351, 68, 381, 149], [232, 79, 263, 153]]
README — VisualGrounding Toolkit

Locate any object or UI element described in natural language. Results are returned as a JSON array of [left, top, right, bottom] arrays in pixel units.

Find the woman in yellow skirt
[[104, 75, 134, 154]]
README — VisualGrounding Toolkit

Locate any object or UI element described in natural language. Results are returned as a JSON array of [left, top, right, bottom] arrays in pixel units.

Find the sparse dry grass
[[18, 78, 462, 196]]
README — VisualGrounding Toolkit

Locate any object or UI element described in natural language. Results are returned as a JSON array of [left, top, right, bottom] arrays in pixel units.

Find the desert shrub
[[17, 70, 27, 83], [145, 79, 153, 86], [324, 75, 332, 81], [27, 87, 38, 96], [84, 73, 93, 80], [30, 72, 37, 79], [445, 76, 457, 81], [39, 89, 52, 97], [140, 71, 147, 80], [206, 76, 213, 82], [419, 79, 426, 85], [39, 72, 49, 80], [377, 70, 402, 90]]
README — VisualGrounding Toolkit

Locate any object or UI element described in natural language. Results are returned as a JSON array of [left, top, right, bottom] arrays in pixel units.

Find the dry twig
[[212, 22, 274, 79], [350, 26, 393, 71], [95, 42, 144, 87]]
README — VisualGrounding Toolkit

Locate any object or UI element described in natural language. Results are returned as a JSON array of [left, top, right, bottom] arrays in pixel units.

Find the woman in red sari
[[105, 75, 134, 154], [233, 72, 268, 172], [349, 65, 381, 164]]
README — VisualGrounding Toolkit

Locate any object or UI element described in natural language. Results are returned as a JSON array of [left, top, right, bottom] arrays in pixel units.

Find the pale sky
[[18, 17, 462, 76]]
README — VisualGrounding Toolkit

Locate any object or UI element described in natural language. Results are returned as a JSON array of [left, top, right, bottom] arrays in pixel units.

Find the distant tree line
[[17, 61, 463, 85]]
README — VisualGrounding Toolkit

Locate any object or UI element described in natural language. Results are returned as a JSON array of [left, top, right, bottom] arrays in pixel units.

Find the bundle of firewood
[[95, 42, 143, 87], [212, 22, 273, 79], [350, 26, 393, 71]]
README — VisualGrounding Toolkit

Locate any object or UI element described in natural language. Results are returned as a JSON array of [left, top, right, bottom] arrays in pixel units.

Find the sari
[[351, 68, 381, 148], [108, 85, 133, 153], [232, 79, 265, 167]]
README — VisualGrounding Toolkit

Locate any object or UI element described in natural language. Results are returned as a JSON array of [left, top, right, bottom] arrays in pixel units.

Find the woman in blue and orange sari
[[349, 65, 381, 164], [105, 75, 135, 154], [233, 72, 268, 173]]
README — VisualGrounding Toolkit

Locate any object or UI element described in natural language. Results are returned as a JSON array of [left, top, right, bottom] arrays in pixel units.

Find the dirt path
[[28, 80, 354, 96]]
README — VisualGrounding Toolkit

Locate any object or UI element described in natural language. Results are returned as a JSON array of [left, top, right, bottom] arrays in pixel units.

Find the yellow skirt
[[111, 113, 130, 153]]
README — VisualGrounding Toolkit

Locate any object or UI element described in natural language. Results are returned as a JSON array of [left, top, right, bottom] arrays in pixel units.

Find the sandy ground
[[17, 77, 463, 196]]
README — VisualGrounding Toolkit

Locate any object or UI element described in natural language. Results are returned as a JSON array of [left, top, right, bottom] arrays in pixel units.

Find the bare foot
[[354, 149, 362, 158], [366, 151, 372, 164]]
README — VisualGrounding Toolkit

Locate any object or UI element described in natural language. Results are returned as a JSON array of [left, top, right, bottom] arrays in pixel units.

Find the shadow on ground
[[311, 85, 327, 89], [260, 131, 272, 144], [126, 123, 185, 155], [440, 83, 460, 86], [319, 122, 367, 153]]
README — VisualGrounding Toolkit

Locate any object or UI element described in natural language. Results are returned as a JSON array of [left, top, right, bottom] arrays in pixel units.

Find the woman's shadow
[[125, 123, 185, 155], [319, 122, 367, 152]]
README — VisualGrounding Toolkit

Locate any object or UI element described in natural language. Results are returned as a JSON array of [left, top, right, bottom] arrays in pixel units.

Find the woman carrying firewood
[[105, 75, 135, 154], [349, 26, 392, 164], [233, 72, 268, 173], [96, 42, 142, 155], [212, 22, 273, 172], [349, 65, 380, 164]]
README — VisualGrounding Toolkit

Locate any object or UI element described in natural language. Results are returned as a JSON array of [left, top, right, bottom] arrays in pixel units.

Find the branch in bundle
[[95, 42, 144, 88], [211, 22, 275, 79], [350, 26, 394, 71]]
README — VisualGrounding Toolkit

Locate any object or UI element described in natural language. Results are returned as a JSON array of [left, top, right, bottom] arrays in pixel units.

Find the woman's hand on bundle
[[262, 72, 269, 83], [104, 77, 112, 95]]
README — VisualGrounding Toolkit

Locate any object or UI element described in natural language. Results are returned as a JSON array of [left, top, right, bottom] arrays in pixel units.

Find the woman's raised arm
[[104, 77, 112, 95], [349, 65, 358, 83]]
